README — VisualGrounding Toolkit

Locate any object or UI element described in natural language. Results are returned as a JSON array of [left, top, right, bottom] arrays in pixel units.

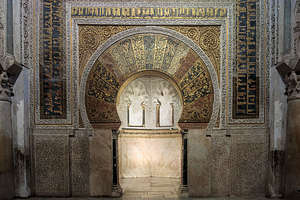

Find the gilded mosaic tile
[[79, 25, 135, 80], [166, 26, 221, 80]]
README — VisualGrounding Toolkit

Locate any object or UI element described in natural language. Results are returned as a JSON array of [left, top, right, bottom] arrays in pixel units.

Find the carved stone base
[[112, 184, 123, 197]]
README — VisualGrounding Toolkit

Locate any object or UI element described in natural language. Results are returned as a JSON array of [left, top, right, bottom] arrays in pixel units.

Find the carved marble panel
[[211, 134, 230, 196], [188, 129, 211, 197], [89, 129, 113, 196], [119, 133, 182, 178], [33, 134, 69, 196], [71, 135, 89, 196], [230, 133, 267, 196]]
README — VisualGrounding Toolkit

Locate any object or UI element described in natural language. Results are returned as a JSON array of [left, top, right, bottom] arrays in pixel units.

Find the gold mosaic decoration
[[79, 26, 135, 80], [79, 25, 220, 82], [166, 26, 220, 80], [80, 26, 220, 127]]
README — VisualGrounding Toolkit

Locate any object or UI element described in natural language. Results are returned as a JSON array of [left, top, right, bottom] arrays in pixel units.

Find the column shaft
[[0, 99, 14, 199], [285, 98, 300, 197]]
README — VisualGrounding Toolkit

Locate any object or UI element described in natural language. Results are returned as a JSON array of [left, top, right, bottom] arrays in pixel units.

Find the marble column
[[0, 54, 22, 200], [112, 130, 122, 197], [180, 129, 188, 194], [277, 61, 300, 198]]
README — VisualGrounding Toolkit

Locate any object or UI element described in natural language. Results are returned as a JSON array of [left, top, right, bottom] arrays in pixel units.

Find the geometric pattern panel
[[85, 33, 215, 127], [233, 0, 259, 119]]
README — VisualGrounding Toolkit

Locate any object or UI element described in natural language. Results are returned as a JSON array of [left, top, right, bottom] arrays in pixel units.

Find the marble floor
[[15, 177, 283, 200]]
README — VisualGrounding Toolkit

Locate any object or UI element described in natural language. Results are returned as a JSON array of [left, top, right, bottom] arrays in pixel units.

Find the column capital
[[277, 59, 300, 100], [0, 53, 22, 100]]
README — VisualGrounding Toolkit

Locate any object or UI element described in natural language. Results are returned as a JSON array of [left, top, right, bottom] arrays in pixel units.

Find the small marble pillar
[[0, 54, 22, 200], [277, 61, 300, 198], [180, 129, 188, 194], [112, 130, 122, 197]]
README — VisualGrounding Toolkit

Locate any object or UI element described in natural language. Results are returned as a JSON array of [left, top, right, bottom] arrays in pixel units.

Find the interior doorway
[[116, 72, 183, 198]]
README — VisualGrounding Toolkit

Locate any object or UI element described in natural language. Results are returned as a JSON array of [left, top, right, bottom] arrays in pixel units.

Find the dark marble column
[[180, 129, 188, 194], [0, 54, 22, 200], [277, 62, 300, 199], [112, 130, 122, 197]]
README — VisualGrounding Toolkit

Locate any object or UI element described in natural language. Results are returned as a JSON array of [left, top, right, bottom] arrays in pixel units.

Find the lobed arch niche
[[80, 26, 220, 131], [116, 71, 183, 130]]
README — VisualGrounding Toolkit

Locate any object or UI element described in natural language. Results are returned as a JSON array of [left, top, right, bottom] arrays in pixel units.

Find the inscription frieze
[[233, 0, 258, 119], [71, 7, 227, 19], [40, 0, 66, 119]]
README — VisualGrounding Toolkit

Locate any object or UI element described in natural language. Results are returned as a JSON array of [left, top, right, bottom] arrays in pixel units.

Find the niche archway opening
[[116, 70, 183, 130], [116, 70, 185, 197]]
